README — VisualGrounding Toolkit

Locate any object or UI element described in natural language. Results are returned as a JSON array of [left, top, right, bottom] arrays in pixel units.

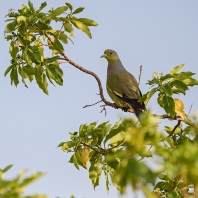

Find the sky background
[[1, 1, 198, 198]]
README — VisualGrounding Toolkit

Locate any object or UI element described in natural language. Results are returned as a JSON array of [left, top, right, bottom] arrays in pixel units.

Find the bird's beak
[[100, 54, 106, 58]]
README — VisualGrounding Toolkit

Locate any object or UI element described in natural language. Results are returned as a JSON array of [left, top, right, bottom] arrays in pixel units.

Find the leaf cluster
[[4, 1, 98, 94], [0, 165, 48, 198], [140, 64, 198, 118], [59, 112, 198, 197]]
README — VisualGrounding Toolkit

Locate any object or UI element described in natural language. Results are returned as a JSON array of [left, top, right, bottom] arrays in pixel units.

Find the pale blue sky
[[1, 1, 198, 198]]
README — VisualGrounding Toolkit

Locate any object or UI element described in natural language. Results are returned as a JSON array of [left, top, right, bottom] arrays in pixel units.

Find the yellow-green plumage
[[101, 49, 145, 118]]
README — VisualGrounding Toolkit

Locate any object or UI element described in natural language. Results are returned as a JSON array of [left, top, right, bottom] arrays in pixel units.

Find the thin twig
[[58, 23, 65, 38], [169, 120, 181, 137], [58, 61, 69, 64], [83, 100, 102, 108], [138, 65, 142, 86], [44, 32, 198, 128], [138, 145, 153, 161], [82, 140, 124, 155], [100, 106, 107, 116], [188, 103, 193, 116]]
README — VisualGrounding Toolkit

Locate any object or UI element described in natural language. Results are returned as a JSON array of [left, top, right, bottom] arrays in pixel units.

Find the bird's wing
[[107, 70, 145, 109]]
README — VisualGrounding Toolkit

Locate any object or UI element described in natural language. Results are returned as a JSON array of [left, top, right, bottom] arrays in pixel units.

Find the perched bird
[[101, 49, 145, 118]]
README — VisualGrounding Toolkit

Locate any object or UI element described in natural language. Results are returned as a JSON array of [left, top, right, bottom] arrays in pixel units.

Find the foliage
[[0, 165, 48, 198], [59, 112, 198, 197], [4, 0, 98, 94], [58, 64, 198, 197], [139, 64, 198, 118], [4, 1, 198, 198]]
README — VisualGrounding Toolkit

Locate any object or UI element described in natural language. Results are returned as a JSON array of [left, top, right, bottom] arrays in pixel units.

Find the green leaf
[[61, 141, 77, 150], [3, 164, 13, 173], [64, 22, 74, 37], [78, 18, 98, 26], [37, 21, 51, 30], [42, 74, 48, 95], [89, 161, 101, 189], [46, 64, 58, 79], [28, 0, 35, 11], [35, 2, 47, 14], [7, 21, 18, 31], [160, 84, 172, 96], [157, 94, 164, 108], [12, 68, 19, 87], [174, 71, 195, 81], [28, 46, 42, 63], [18, 66, 28, 87], [169, 64, 184, 75], [53, 39, 64, 51], [4, 65, 14, 77], [164, 125, 181, 134], [169, 80, 188, 94], [45, 56, 60, 63], [147, 77, 159, 85], [162, 95, 175, 118], [72, 7, 84, 15], [183, 78, 198, 86], [71, 19, 92, 38], [160, 74, 173, 82], [35, 66, 48, 94], [139, 87, 157, 105], [49, 6, 68, 18], [9, 41, 19, 59], [104, 121, 125, 145], [69, 154, 79, 170], [66, 2, 73, 11], [59, 32, 68, 44], [23, 66, 35, 75]]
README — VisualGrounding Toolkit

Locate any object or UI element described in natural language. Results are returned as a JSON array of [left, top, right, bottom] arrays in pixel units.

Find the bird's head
[[100, 49, 120, 64]]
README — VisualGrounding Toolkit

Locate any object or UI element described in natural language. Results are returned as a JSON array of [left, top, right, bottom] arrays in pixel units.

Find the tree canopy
[[2, 1, 198, 198]]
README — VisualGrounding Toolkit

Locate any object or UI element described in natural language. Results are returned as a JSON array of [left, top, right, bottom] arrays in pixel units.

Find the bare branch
[[83, 100, 102, 108], [188, 103, 193, 116], [169, 120, 181, 137], [138, 65, 142, 86], [44, 32, 198, 128], [100, 105, 107, 116]]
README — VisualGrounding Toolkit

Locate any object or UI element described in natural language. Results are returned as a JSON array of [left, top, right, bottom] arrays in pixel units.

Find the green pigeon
[[101, 49, 145, 118]]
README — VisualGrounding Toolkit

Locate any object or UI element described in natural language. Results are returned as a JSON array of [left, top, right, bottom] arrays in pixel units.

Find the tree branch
[[45, 32, 198, 128], [169, 120, 181, 137], [138, 65, 142, 86], [82, 140, 124, 155]]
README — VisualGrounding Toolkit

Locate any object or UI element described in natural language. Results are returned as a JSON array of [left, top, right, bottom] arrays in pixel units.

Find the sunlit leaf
[[64, 22, 74, 37], [49, 6, 68, 18], [139, 87, 158, 105], [71, 19, 92, 38], [81, 148, 89, 168], [77, 18, 98, 26], [169, 64, 184, 75], [174, 98, 185, 119], [183, 78, 198, 86]]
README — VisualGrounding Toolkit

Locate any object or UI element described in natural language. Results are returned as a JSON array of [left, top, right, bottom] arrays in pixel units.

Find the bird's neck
[[107, 60, 125, 74]]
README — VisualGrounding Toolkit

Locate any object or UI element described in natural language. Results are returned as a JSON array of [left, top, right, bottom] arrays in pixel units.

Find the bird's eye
[[109, 52, 112, 55]]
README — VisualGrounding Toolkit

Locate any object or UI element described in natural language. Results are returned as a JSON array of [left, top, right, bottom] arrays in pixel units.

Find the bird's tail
[[133, 106, 144, 119]]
